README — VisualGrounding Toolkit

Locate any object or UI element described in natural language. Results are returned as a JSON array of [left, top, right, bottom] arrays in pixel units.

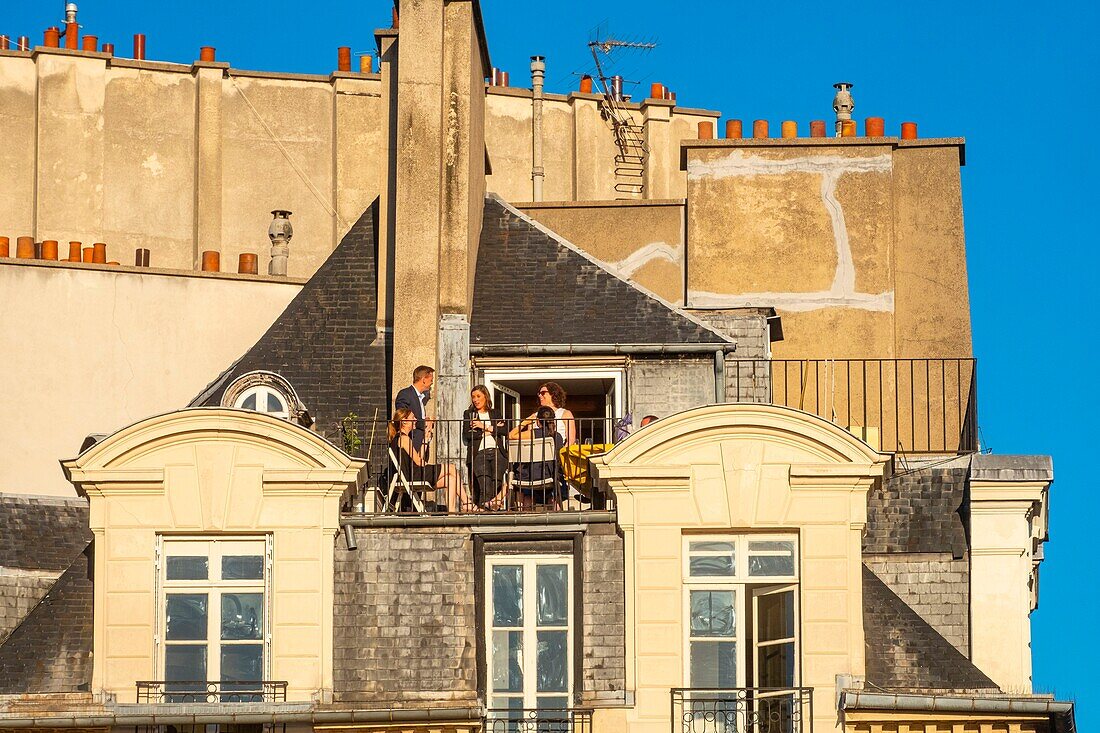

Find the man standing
[[395, 365, 435, 450]]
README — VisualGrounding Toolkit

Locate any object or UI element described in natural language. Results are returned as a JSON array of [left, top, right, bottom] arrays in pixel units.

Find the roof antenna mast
[[585, 30, 657, 198]]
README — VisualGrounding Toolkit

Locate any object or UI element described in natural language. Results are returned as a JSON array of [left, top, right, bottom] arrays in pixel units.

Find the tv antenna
[[585, 30, 657, 198]]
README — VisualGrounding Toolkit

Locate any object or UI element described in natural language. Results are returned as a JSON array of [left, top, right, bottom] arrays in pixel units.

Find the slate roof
[[193, 201, 389, 442], [471, 195, 731, 346], [862, 565, 997, 692], [0, 494, 92, 645], [863, 462, 969, 558], [0, 494, 92, 572], [0, 549, 93, 694]]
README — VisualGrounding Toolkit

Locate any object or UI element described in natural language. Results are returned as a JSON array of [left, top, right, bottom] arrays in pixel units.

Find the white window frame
[[482, 367, 626, 421], [156, 536, 273, 685], [485, 553, 574, 710], [681, 535, 799, 690], [233, 385, 290, 419]]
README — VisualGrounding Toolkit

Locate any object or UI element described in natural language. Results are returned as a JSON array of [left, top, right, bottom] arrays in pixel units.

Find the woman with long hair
[[463, 385, 508, 508], [534, 381, 576, 445], [388, 407, 473, 512], [507, 405, 565, 508]]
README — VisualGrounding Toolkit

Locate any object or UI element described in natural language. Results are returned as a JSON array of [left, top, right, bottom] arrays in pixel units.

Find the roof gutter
[[0, 704, 484, 728], [470, 343, 737, 356], [841, 691, 1075, 723], [341, 510, 616, 528]]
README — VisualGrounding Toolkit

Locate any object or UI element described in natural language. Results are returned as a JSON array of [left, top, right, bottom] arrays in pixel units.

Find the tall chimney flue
[[268, 210, 293, 276], [832, 82, 854, 137]]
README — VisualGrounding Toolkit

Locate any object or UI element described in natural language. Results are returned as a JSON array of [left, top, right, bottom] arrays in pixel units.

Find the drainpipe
[[469, 343, 738, 356], [714, 350, 726, 403], [530, 55, 545, 202]]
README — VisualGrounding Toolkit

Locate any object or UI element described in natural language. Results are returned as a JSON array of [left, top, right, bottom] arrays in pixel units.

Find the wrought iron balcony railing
[[727, 358, 978, 454], [135, 680, 288, 704], [340, 417, 619, 515], [484, 707, 593, 733], [671, 688, 814, 733]]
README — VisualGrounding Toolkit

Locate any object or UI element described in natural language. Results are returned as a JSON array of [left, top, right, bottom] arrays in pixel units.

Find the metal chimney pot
[[65, 3, 78, 24], [832, 82, 854, 137], [268, 210, 293, 276]]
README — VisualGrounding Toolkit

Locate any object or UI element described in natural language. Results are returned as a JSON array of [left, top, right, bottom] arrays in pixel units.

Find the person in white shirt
[[463, 385, 507, 507]]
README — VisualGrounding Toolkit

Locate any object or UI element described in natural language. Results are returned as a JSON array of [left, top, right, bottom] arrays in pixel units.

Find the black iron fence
[[135, 680, 288, 704], [671, 688, 814, 733], [340, 417, 624, 514], [727, 359, 978, 454], [484, 707, 593, 733]]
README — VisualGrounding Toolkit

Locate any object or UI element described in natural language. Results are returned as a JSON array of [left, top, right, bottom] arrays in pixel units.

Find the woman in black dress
[[388, 408, 472, 512], [462, 385, 508, 508]]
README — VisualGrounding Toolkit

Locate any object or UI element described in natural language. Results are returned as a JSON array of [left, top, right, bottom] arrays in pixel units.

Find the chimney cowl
[[268, 210, 293, 277]]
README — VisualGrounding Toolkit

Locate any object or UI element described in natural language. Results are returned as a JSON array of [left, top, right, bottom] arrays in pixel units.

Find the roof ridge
[[486, 193, 734, 345]]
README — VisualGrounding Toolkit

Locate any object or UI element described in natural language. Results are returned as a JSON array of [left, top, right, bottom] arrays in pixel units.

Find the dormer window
[[221, 371, 311, 427], [235, 386, 290, 419]]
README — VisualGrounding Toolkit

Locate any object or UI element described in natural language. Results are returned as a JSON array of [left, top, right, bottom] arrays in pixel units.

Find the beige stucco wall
[[0, 260, 302, 497], [516, 200, 685, 303], [63, 409, 363, 703], [485, 87, 718, 203], [683, 138, 972, 360], [0, 48, 382, 277], [592, 404, 888, 733]]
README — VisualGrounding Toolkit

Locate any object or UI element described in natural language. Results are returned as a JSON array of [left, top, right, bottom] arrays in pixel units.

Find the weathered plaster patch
[[687, 149, 894, 312], [142, 153, 165, 177], [609, 241, 681, 277]]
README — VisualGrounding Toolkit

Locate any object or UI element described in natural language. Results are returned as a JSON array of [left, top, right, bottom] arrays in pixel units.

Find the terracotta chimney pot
[[781, 120, 798, 138], [810, 120, 827, 137], [865, 116, 885, 138], [725, 119, 743, 139], [16, 236, 35, 259], [238, 253, 259, 275], [201, 250, 220, 272], [901, 121, 918, 140], [753, 119, 769, 138], [92, 242, 107, 264], [698, 121, 714, 140], [41, 240, 59, 260]]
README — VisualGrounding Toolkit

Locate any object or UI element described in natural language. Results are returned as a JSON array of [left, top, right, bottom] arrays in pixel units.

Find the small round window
[[234, 386, 290, 419]]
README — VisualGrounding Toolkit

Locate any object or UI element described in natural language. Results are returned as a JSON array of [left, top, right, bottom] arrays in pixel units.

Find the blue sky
[[5, 0, 1096, 724]]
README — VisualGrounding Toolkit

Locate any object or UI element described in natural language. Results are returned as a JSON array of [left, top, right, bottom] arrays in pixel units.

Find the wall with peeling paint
[[683, 139, 972, 359], [516, 199, 685, 303]]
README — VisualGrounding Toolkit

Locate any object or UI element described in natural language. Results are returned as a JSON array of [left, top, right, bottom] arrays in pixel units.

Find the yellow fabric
[[559, 444, 612, 493]]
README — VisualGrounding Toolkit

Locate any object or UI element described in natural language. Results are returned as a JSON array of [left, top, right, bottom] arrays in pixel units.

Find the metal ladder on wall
[[608, 100, 647, 197]]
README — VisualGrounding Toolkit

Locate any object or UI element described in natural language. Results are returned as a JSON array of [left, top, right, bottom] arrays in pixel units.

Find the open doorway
[[482, 367, 625, 444]]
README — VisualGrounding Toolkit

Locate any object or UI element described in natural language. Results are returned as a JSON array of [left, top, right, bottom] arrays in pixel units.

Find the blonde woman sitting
[[388, 408, 474, 512]]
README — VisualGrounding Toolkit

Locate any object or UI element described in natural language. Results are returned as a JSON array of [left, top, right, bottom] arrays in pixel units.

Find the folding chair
[[507, 436, 561, 508], [383, 447, 436, 512]]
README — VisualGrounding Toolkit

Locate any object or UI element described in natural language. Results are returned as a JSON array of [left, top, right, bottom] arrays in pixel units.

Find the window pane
[[690, 641, 736, 687], [222, 593, 264, 640], [756, 591, 795, 642], [689, 555, 734, 577], [536, 696, 568, 712], [222, 555, 264, 580], [166, 594, 208, 640], [536, 630, 568, 692], [491, 630, 523, 692], [241, 394, 257, 410], [221, 644, 264, 681], [165, 644, 207, 683], [748, 540, 795, 577], [757, 641, 796, 688], [266, 392, 286, 413], [689, 541, 735, 552], [689, 590, 735, 637], [748, 554, 795, 577], [536, 564, 568, 626], [492, 565, 523, 626], [166, 556, 209, 581]]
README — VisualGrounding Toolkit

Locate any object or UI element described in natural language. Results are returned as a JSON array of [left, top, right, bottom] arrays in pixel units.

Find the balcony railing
[[671, 688, 813, 733], [341, 417, 618, 515], [484, 707, 593, 733], [135, 680, 288, 704], [727, 358, 978, 454]]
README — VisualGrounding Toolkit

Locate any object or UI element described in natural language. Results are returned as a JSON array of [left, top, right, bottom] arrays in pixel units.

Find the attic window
[[235, 386, 290, 419], [221, 371, 311, 427]]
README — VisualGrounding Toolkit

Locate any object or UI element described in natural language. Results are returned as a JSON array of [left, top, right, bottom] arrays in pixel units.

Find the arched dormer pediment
[[62, 408, 364, 530], [591, 403, 889, 529]]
